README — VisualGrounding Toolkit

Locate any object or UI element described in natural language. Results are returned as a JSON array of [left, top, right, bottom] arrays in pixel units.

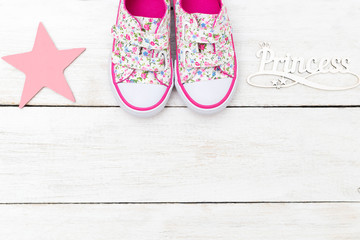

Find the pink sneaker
[[173, 0, 238, 114], [111, 0, 173, 117]]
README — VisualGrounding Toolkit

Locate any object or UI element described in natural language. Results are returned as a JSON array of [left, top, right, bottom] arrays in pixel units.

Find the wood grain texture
[[1, 204, 359, 240], [0, 0, 359, 237], [0, 107, 359, 202], [0, 0, 360, 106]]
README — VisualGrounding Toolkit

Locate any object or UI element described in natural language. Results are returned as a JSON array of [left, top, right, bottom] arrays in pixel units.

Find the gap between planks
[[1, 105, 360, 108], [1, 201, 360, 205]]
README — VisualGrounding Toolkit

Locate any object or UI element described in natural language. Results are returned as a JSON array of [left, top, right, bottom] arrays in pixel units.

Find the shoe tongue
[[193, 13, 218, 52], [135, 16, 161, 33], [193, 13, 218, 29]]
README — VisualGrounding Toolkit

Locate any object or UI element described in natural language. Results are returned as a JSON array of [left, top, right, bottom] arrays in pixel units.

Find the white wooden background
[[0, 0, 360, 239]]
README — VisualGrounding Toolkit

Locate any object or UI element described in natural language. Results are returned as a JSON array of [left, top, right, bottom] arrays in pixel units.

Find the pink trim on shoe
[[125, 0, 167, 18], [180, 0, 222, 15], [111, 0, 173, 112], [111, 63, 173, 112], [173, 0, 237, 109]]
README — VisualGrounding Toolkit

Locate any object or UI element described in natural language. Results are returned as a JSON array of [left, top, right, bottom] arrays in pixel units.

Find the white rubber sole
[[109, 58, 174, 118], [174, 60, 239, 115]]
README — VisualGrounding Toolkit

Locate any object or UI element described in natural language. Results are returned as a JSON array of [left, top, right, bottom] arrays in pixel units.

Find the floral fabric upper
[[112, 0, 171, 86], [175, 0, 236, 84]]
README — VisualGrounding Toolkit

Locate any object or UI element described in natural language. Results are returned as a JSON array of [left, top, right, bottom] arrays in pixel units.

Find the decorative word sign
[[247, 43, 360, 90]]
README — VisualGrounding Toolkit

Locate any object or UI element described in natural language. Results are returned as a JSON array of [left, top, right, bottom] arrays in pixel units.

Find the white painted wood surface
[[0, 107, 360, 202], [1, 204, 360, 240], [0, 0, 359, 238], [0, 0, 360, 106]]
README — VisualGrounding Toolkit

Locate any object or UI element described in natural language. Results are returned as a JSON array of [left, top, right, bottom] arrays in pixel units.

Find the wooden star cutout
[[2, 23, 86, 108]]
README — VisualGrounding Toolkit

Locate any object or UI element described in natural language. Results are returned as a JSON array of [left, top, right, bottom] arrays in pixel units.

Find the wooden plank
[[0, 203, 359, 240], [1, 0, 360, 106], [0, 107, 359, 202]]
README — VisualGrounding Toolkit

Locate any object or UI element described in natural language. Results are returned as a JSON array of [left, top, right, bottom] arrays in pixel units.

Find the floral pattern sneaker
[[111, 0, 173, 117], [173, 0, 238, 114]]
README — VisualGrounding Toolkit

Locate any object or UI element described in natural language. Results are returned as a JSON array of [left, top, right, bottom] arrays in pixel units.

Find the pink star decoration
[[2, 23, 86, 108]]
